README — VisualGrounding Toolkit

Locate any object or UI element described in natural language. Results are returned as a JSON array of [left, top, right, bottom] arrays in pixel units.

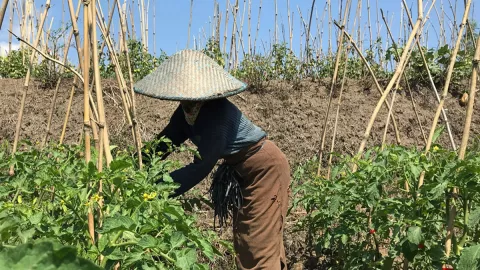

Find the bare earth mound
[[1, 78, 477, 164]]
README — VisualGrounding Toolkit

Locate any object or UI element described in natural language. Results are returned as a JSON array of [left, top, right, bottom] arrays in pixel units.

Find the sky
[[0, 0, 477, 60]]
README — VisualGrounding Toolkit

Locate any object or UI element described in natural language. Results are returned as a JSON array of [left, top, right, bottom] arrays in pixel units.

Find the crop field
[[0, 0, 479, 269]]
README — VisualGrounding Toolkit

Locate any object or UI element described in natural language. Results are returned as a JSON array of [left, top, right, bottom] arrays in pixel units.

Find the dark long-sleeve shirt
[[156, 98, 266, 196]]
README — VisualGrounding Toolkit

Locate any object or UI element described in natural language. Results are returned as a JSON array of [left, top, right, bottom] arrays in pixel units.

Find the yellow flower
[[92, 193, 102, 202], [143, 192, 157, 201], [17, 196, 22, 204], [433, 146, 440, 152]]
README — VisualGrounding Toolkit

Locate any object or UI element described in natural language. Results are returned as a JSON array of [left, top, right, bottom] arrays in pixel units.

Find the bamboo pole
[[187, 0, 193, 48], [402, 0, 456, 150], [91, 0, 112, 167], [247, 0, 251, 54], [253, 0, 262, 54], [9, 0, 51, 176], [381, 9, 427, 145], [0, 0, 9, 29], [305, 0, 316, 64], [334, 23, 402, 146], [222, 1, 229, 55], [338, 3, 424, 171], [8, 0, 13, 52], [459, 37, 480, 159], [229, 0, 239, 69], [327, 46, 350, 179], [42, 2, 81, 148], [274, 0, 277, 44], [316, 0, 351, 177], [115, 0, 143, 168], [59, 78, 77, 144], [82, 0, 94, 245], [287, 0, 292, 51], [419, 0, 472, 188]]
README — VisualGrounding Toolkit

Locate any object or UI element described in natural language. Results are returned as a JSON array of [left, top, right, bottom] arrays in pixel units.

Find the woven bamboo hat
[[133, 50, 247, 101]]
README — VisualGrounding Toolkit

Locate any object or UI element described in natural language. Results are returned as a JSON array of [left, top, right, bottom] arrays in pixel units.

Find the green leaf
[[432, 125, 445, 144], [170, 232, 187, 250], [458, 244, 480, 270], [17, 228, 35, 243], [28, 212, 43, 225], [0, 241, 102, 270], [138, 235, 158, 249], [101, 216, 136, 233], [196, 238, 216, 261], [174, 248, 197, 270], [110, 159, 131, 172], [468, 208, 480, 228], [407, 226, 422, 245]]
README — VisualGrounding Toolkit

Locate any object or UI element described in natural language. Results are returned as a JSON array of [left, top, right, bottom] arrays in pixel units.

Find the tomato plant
[[291, 140, 480, 269], [0, 139, 222, 269]]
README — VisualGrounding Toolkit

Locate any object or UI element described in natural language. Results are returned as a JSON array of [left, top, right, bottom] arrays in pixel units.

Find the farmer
[[134, 50, 291, 270]]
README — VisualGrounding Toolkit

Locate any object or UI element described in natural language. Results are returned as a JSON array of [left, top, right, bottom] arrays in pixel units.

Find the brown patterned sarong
[[225, 138, 291, 270]]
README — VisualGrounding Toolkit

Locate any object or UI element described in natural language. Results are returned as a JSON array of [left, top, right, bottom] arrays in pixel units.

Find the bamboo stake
[[402, 0, 456, 150], [42, 3, 81, 148], [115, 0, 143, 168], [229, 0, 239, 69], [316, 0, 351, 177], [0, 0, 9, 29], [187, 0, 193, 48], [305, 0, 316, 64], [91, 0, 112, 167], [419, 0, 472, 188], [327, 46, 350, 179], [287, 0, 292, 51], [153, 0, 156, 55], [9, 0, 51, 176], [253, 0, 262, 54], [459, 37, 480, 159], [59, 78, 77, 144], [82, 0, 94, 246], [334, 23, 402, 147], [274, 0, 277, 44], [248, 0, 251, 54], [8, 0, 13, 52], [337, 7, 423, 171], [222, 1, 229, 55], [381, 9, 427, 145]]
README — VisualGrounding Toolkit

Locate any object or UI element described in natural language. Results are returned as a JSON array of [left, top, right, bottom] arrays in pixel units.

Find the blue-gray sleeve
[[170, 131, 226, 197], [154, 106, 188, 158]]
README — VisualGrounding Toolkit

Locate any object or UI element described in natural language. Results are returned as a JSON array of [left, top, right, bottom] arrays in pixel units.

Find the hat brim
[[133, 83, 248, 101]]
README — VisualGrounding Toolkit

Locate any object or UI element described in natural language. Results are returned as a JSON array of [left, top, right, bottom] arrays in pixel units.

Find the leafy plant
[[0, 49, 29, 79], [0, 139, 221, 269], [100, 39, 167, 82], [231, 54, 273, 90], [291, 141, 480, 269]]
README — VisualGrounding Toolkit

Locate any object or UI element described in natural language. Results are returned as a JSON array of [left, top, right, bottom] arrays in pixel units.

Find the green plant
[[203, 38, 225, 68], [231, 54, 273, 90], [100, 39, 167, 82], [291, 140, 480, 269], [0, 139, 222, 269], [0, 49, 29, 79]]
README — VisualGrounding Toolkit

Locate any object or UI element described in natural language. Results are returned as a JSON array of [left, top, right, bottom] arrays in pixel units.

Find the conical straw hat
[[133, 50, 247, 101]]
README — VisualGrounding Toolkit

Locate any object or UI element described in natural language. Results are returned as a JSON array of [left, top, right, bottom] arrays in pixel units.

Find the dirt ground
[[0, 78, 478, 269]]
